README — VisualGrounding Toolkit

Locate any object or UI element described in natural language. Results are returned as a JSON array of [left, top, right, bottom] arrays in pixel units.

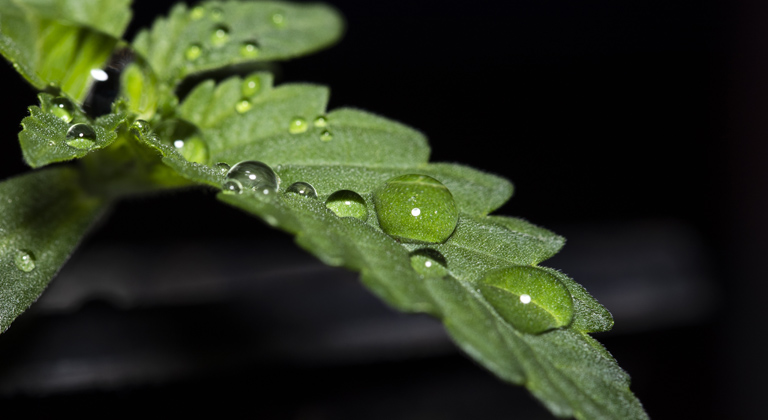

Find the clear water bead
[[288, 117, 308, 134], [325, 190, 367, 220], [226, 161, 280, 192], [50, 97, 74, 123], [285, 182, 318, 199], [409, 249, 448, 278], [65, 123, 97, 149], [14, 250, 35, 273]]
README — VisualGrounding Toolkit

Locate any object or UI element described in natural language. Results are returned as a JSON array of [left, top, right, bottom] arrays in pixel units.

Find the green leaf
[[19, 93, 127, 168], [0, 0, 127, 100], [132, 1, 344, 86], [0, 166, 109, 333]]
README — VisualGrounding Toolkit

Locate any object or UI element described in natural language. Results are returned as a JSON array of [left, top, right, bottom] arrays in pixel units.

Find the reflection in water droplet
[[216, 162, 231, 173], [226, 161, 280, 192], [156, 119, 209, 164], [313, 116, 328, 127], [409, 249, 448, 278], [320, 130, 333, 142], [325, 190, 367, 220], [65, 123, 97, 149], [289, 117, 308, 134], [185, 43, 203, 61], [373, 174, 458, 243], [271, 12, 286, 26], [14, 250, 35, 273], [235, 99, 252, 114], [240, 41, 260, 58], [211, 24, 230, 46], [222, 179, 243, 194], [190, 5, 205, 20], [242, 74, 261, 97], [478, 266, 574, 334], [90, 68, 109, 82], [50, 97, 74, 122], [285, 182, 318, 199]]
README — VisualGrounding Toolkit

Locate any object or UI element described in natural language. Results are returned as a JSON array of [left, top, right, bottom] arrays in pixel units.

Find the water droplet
[[211, 7, 224, 20], [14, 250, 35, 273], [226, 161, 280, 192], [320, 130, 333, 142], [155, 119, 209, 164], [285, 182, 318, 199], [216, 162, 231, 173], [240, 40, 260, 58], [410, 249, 448, 278], [271, 11, 286, 27], [65, 123, 97, 149], [50, 97, 74, 122], [373, 174, 458, 243], [222, 179, 243, 195], [235, 99, 252, 114], [242, 74, 262, 97], [185, 43, 203, 61], [477, 266, 574, 334], [288, 117, 308, 134], [210, 24, 230, 46], [313, 116, 328, 128], [325, 190, 367, 220], [190, 5, 205, 20]]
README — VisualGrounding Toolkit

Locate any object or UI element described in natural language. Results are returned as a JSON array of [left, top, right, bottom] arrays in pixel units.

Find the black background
[[1, 1, 765, 419]]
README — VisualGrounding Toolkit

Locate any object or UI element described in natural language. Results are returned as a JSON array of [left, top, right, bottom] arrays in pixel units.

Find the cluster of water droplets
[[286, 114, 333, 142]]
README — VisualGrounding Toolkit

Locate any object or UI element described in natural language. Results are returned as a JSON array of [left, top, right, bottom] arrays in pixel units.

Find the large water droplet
[[325, 190, 367, 220], [373, 174, 458, 243], [50, 97, 74, 123], [285, 182, 318, 199], [410, 249, 448, 278], [222, 179, 243, 195], [155, 119, 209, 164], [320, 130, 333, 142], [14, 250, 35, 273], [210, 24, 230, 46], [235, 99, 252, 114], [216, 162, 231, 173], [242, 74, 262, 97], [226, 161, 280, 193], [313, 116, 328, 128], [288, 117, 308, 134], [185, 43, 203, 61], [240, 40, 260, 58], [477, 266, 574, 334], [65, 123, 97, 149]]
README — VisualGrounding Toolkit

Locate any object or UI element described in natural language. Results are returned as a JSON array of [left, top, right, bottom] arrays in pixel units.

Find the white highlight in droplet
[[173, 140, 184, 148], [424, 261, 432, 268], [90, 69, 109, 81], [520, 294, 532, 304], [411, 208, 421, 217], [344, 200, 351, 205]]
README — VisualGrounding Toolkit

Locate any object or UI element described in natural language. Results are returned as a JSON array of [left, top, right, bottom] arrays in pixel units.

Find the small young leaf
[[0, 167, 109, 332], [132, 1, 344, 86], [19, 94, 127, 168]]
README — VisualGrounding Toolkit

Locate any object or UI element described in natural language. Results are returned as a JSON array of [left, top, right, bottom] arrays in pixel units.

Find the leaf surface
[[0, 167, 109, 332]]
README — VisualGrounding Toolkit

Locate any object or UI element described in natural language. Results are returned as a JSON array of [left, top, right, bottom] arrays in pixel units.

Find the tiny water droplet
[[235, 99, 252, 114], [289, 117, 308, 134], [477, 266, 574, 334], [226, 161, 280, 192], [210, 24, 230, 46], [156, 119, 209, 164], [325, 190, 367, 220], [130, 119, 150, 139], [14, 250, 35, 273], [240, 40, 260, 58], [216, 162, 231, 173], [285, 182, 318, 199], [222, 179, 243, 194], [185, 43, 203, 60], [50, 97, 74, 122], [271, 11, 286, 26], [313, 116, 328, 128], [242, 74, 262, 97], [65, 123, 97, 149], [373, 174, 458, 243], [320, 130, 333, 142], [211, 7, 224, 20], [410, 249, 448, 278]]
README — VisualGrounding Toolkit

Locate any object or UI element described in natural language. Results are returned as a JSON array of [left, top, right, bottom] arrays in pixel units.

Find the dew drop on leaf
[[210, 24, 230, 46], [235, 99, 252, 114], [409, 249, 448, 278], [242, 74, 262, 97], [313, 116, 328, 128], [50, 97, 74, 123], [222, 179, 243, 195], [65, 123, 97, 150], [373, 174, 458, 243], [477, 266, 574, 334], [14, 250, 35, 273], [285, 182, 318, 199], [320, 130, 333, 142], [325, 190, 367, 220], [271, 11, 286, 27], [185, 43, 203, 61], [226, 161, 280, 192], [288, 117, 308, 134], [210, 7, 224, 21], [156, 119, 209, 164], [240, 40, 260, 58], [216, 162, 231, 173], [190, 5, 205, 20]]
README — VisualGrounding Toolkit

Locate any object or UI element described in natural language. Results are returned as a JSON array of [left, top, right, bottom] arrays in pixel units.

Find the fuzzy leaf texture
[[132, 71, 646, 419], [132, 1, 344, 87], [0, 167, 109, 333], [0, 0, 129, 101]]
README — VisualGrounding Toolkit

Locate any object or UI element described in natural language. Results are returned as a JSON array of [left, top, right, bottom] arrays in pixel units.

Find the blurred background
[[0, 0, 760, 418]]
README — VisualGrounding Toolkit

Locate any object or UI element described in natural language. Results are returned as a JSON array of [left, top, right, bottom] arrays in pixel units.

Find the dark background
[[0, 0, 765, 419]]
